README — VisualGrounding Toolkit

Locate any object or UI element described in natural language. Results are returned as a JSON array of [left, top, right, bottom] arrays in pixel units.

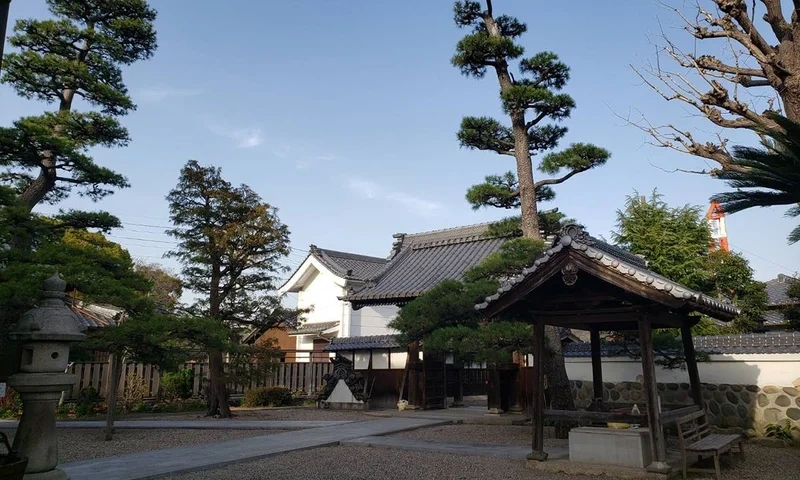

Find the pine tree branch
[[533, 166, 590, 189]]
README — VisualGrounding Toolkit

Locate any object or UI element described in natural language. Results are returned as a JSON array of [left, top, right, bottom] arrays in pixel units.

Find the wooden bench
[[675, 409, 744, 480]]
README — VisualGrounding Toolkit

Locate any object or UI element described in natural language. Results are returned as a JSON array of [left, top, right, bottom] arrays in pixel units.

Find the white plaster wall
[[565, 354, 800, 387], [296, 268, 347, 327], [348, 305, 399, 337], [295, 335, 313, 363]]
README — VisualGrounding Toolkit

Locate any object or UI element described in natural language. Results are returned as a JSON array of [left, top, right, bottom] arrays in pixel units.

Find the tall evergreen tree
[[451, 0, 610, 421], [710, 113, 800, 245], [614, 191, 768, 332], [0, 0, 157, 227], [166, 160, 294, 418]]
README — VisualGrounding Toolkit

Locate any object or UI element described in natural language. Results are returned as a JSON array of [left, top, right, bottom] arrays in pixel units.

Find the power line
[[729, 242, 796, 275]]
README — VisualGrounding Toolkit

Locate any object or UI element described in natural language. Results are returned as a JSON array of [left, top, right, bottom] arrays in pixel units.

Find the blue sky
[[1, 0, 797, 284]]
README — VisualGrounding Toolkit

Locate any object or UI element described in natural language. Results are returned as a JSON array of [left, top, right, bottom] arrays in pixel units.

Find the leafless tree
[[628, 0, 800, 175]]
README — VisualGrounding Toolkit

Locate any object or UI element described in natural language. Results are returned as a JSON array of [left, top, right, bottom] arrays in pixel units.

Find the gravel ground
[[0, 428, 284, 463], [164, 443, 800, 480], [128, 406, 371, 422], [392, 424, 560, 447]]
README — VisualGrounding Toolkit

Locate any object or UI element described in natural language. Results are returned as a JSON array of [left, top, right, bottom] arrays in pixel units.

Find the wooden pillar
[[452, 362, 465, 407], [680, 324, 703, 408], [486, 363, 503, 415], [527, 320, 548, 461], [407, 341, 421, 409], [638, 316, 670, 474], [590, 329, 603, 402]]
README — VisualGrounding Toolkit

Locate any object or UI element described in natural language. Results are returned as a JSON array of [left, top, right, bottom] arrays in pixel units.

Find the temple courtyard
[[2, 407, 797, 480]]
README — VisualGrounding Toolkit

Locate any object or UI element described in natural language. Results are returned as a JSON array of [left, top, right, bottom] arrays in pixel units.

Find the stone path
[[0, 419, 351, 430], [343, 435, 549, 460], [60, 417, 450, 480]]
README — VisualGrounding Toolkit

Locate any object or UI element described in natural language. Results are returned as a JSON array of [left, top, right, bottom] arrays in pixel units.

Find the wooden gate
[[422, 353, 447, 409]]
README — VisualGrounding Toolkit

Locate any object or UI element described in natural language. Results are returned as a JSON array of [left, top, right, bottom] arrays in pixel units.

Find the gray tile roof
[[69, 302, 124, 329], [324, 335, 402, 351], [563, 332, 800, 356], [476, 224, 740, 320], [765, 274, 798, 307], [309, 246, 388, 281], [692, 332, 800, 354], [289, 320, 339, 335], [763, 309, 787, 327], [344, 223, 507, 305]]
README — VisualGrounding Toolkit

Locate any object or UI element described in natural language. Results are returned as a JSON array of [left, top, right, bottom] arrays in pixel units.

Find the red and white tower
[[706, 201, 730, 252]]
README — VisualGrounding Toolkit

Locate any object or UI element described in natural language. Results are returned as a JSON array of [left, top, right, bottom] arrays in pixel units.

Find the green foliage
[[765, 420, 797, 441], [451, 2, 608, 239], [133, 263, 182, 314], [153, 399, 206, 413], [613, 190, 768, 333], [463, 237, 545, 283], [613, 191, 711, 291], [711, 113, 800, 244], [160, 369, 194, 402], [426, 321, 532, 363], [0, 0, 157, 214], [389, 279, 498, 344], [166, 160, 293, 326], [242, 387, 294, 408]]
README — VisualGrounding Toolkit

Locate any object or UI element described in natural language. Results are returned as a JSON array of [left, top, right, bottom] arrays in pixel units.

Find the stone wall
[[569, 378, 800, 437]]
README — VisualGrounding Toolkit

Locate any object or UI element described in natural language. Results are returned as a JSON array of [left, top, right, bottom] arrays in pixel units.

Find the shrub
[[161, 369, 194, 401], [154, 399, 206, 413], [0, 388, 23, 418], [765, 420, 797, 442], [121, 373, 148, 411], [242, 387, 294, 407]]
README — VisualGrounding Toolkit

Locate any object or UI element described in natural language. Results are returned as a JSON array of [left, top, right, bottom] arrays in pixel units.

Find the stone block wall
[[569, 379, 800, 437]]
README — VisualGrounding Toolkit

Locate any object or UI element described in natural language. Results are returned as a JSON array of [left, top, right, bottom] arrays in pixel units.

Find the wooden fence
[[65, 360, 335, 400]]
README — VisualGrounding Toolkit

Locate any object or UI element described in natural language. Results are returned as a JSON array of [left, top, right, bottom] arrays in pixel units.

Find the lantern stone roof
[[476, 225, 740, 322], [342, 222, 507, 307]]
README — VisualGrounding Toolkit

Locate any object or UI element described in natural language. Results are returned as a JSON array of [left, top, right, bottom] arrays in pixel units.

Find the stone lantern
[[8, 273, 86, 480]]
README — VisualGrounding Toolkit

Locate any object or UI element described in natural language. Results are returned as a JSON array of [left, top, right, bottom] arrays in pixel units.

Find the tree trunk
[[206, 349, 230, 418], [104, 354, 123, 441], [544, 328, 574, 438]]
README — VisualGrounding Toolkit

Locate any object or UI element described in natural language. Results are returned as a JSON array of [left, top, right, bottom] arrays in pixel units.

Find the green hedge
[[242, 387, 294, 407]]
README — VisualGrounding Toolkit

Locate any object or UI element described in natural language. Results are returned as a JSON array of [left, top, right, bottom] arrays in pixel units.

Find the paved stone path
[[0, 419, 352, 430], [60, 417, 449, 480], [343, 435, 569, 460]]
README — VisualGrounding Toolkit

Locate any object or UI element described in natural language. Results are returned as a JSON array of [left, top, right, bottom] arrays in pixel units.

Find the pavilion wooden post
[[452, 362, 465, 407], [680, 324, 703, 408], [590, 329, 603, 402], [638, 315, 670, 474], [527, 320, 548, 461], [486, 363, 503, 415]]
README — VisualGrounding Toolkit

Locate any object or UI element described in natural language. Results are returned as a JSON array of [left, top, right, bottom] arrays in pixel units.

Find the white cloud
[[205, 121, 263, 149], [138, 86, 203, 103], [347, 178, 382, 199], [230, 128, 263, 148], [346, 177, 442, 217]]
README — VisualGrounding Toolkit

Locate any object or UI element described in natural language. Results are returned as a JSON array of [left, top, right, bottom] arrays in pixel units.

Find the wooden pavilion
[[475, 225, 739, 473]]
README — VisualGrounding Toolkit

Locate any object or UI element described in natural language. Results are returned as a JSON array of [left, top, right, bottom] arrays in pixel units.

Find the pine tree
[[452, 0, 610, 425], [166, 160, 294, 417], [0, 0, 157, 227]]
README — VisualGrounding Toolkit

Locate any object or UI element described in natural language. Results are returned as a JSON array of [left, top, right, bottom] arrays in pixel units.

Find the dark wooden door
[[423, 353, 447, 410]]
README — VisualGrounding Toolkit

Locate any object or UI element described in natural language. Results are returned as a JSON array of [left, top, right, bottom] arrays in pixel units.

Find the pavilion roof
[[475, 225, 740, 321]]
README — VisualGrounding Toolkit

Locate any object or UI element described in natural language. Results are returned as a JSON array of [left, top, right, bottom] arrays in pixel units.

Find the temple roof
[[476, 225, 740, 321], [563, 332, 800, 356], [308, 246, 388, 281], [342, 222, 507, 307]]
